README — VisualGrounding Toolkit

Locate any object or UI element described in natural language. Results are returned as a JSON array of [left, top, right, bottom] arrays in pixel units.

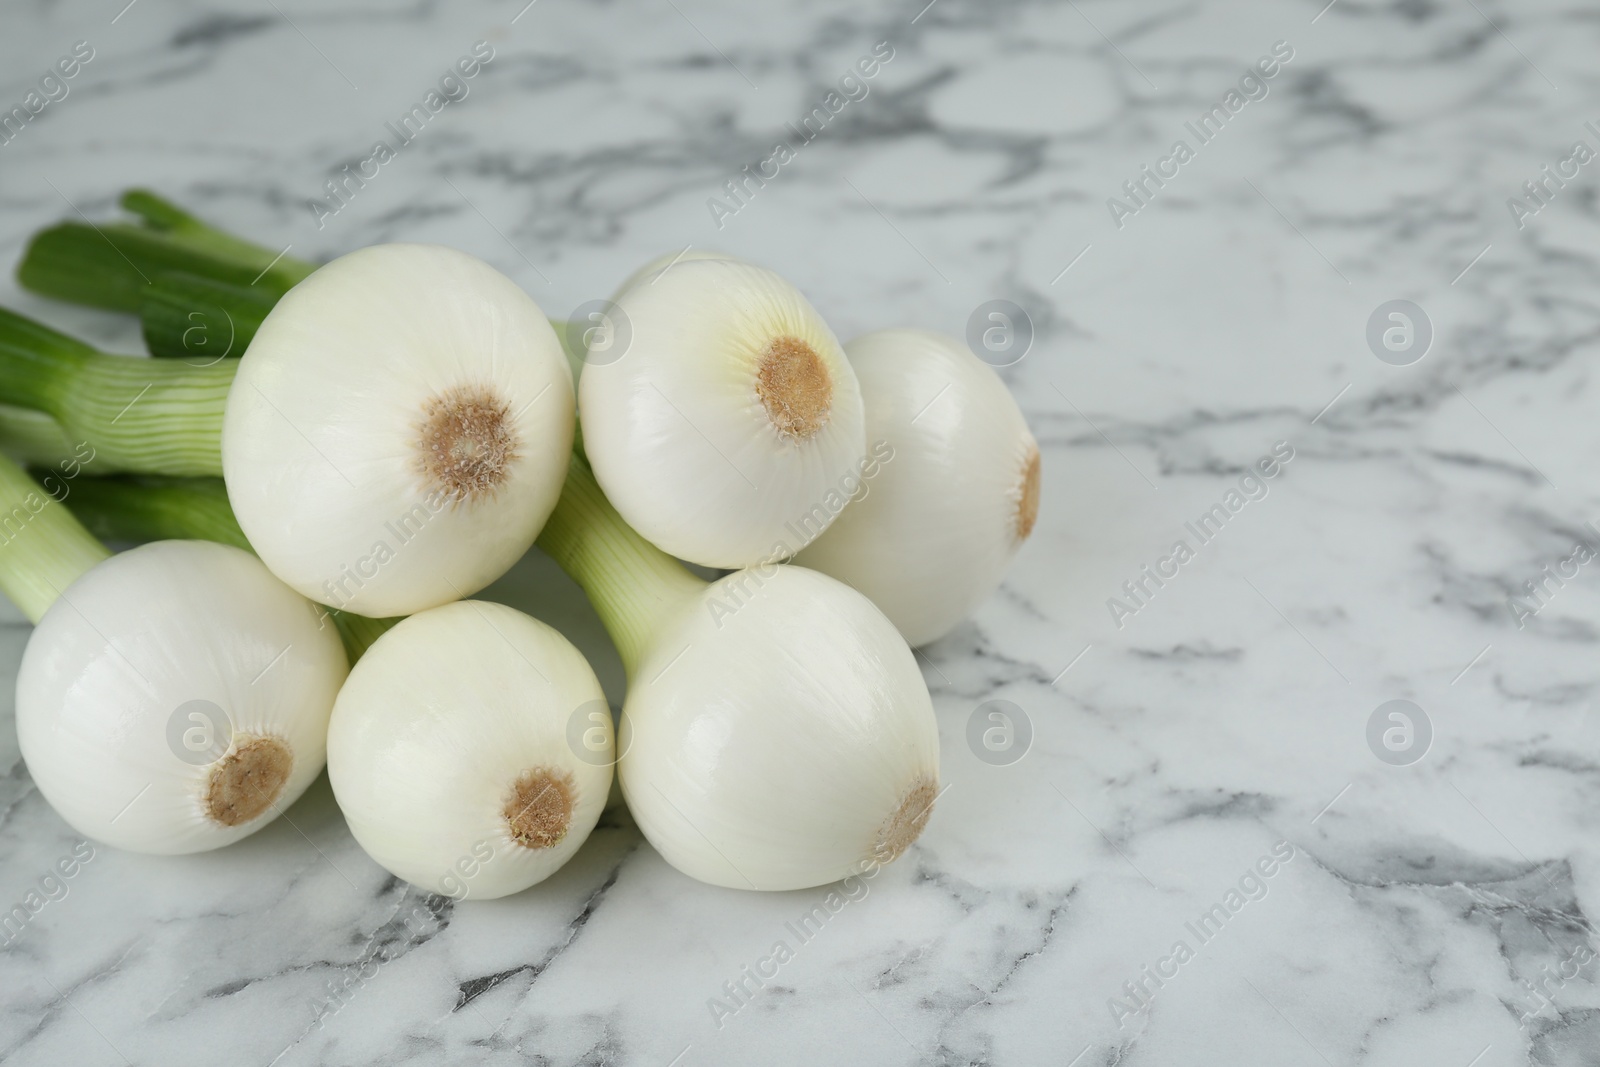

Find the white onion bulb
[[796, 329, 1039, 647], [17, 540, 349, 854], [327, 600, 611, 899], [223, 244, 574, 617], [622, 565, 940, 890], [579, 258, 865, 568]]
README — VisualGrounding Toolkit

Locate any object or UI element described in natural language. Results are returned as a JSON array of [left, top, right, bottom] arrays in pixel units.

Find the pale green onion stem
[[0, 307, 228, 476], [535, 453, 704, 678], [0, 404, 78, 467], [0, 454, 110, 624]]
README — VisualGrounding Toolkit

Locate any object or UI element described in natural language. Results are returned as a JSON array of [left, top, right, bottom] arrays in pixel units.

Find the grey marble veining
[[3, 0, 1600, 1063]]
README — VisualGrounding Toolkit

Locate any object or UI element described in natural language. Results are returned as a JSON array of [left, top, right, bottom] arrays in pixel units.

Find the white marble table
[[3, 0, 1599, 1063]]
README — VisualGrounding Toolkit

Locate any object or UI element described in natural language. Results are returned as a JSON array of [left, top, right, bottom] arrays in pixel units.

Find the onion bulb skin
[[16, 540, 349, 854], [612, 248, 736, 296], [579, 258, 865, 568], [796, 329, 1040, 647], [222, 244, 574, 618], [327, 600, 611, 899]]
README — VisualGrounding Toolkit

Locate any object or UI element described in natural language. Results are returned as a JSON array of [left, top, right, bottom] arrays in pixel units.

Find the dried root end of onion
[[1013, 441, 1041, 543], [756, 336, 833, 440], [504, 766, 576, 850], [873, 774, 939, 865], [416, 383, 522, 505], [203, 735, 294, 827]]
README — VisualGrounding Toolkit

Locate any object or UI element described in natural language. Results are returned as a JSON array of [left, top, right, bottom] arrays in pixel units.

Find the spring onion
[[2, 455, 348, 854], [536, 452, 939, 890], [0, 243, 576, 617]]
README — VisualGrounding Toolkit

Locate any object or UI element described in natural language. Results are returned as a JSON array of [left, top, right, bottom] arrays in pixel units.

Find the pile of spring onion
[[0, 190, 1039, 896]]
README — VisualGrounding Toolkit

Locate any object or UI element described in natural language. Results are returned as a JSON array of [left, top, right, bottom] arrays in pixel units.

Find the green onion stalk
[[51, 473, 248, 551], [19, 190, 315, 360], [0, 306, 229, 475], [17, 188, 588, 374], [0, 453, 112, 625], [533, 451, 705, 677], [0, 403, 79, 467]]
